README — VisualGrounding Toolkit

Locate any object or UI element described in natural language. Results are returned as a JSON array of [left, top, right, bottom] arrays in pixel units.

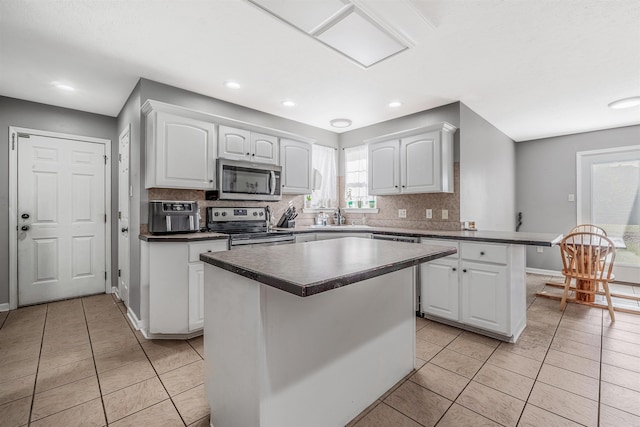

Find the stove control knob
[[214, 212, 219, 217], [259, 212, 264, 216], [221, 212, 227, 216], [253, 212, 258, 216]]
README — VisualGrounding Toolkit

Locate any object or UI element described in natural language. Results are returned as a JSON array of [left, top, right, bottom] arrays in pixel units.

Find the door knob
[[21, 225, 30, 231], [121, 227, 129, 233]]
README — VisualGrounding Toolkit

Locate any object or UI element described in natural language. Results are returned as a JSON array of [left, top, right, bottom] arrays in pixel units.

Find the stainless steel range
[[206, 207, 294, 249]]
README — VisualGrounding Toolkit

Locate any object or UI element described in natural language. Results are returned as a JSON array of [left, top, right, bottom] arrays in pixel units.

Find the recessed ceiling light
[[282, 100, 296, 107], [224, 81, 241, 89], [608, 96, 640, 109], [52, 82, 75, 91], [330, 118, 352, 128], [389, 101, 402, 108]]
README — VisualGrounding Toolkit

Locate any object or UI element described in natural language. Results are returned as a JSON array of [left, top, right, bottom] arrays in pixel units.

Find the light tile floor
[[0, 274, 639, 426]]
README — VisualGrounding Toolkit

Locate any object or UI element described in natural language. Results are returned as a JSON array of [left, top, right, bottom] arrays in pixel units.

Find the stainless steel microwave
[[216, 158, 282, 201]]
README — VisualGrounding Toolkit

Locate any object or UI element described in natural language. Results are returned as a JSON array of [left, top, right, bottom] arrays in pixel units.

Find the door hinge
[[118, 211, 122, 220], [105, 272, 107, 280], [11, 133, 15, 150], [118, 153, 122, 162], [118, 269, 121, 277], [105, 214, 107, 223]]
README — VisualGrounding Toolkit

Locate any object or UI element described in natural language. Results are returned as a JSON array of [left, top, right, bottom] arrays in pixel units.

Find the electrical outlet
[[568, 194, 575, 202], [537, 247, 544, 253], [426, 209, 432, 219], [398, 209, 407, 218], [441, 209, 448, 220]]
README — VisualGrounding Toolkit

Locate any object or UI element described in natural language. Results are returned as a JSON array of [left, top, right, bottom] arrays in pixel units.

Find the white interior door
[[18, 134, 107, 305], [578, 145, 640, 284], [118, 126, 131, 306]]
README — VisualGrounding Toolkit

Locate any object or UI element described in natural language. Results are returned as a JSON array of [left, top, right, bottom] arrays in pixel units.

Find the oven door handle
[[269, 171, 276, 195]]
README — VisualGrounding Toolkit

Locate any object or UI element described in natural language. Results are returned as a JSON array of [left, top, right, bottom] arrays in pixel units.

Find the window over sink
[[344, 145, 376, 209]]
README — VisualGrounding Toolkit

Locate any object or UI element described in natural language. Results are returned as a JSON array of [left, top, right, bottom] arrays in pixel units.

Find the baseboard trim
[[526, 267, 562, 277], [111, 287, 121, 301], [141, 328, 203, 340], [0, 303, 10, 312], [127, 307, 144, 331]]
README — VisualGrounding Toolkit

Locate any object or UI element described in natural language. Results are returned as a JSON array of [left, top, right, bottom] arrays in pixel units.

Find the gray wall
[[0, 96, 118, 306], [459, 103, 516, 231], [516, 124, 640, 271]]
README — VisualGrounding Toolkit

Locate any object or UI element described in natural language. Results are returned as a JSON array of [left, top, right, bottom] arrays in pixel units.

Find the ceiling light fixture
[[52, 82, 75, 91], [282, 100, 296, 107], [224, 81, 241, 89], [388, 101, 402, 108], [608, 96, 640, 109], [330, 118, 352, 128]]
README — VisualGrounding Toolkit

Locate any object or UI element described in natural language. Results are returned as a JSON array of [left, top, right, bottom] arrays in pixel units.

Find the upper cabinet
[[280, 139, 313, 194], [218, 126, 279, 165], [144, 105, 216, 190], [367, 122, 457, 195]]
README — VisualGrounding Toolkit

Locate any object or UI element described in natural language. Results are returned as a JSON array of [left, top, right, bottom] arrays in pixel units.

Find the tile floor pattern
[[0, 274, 639, 426]]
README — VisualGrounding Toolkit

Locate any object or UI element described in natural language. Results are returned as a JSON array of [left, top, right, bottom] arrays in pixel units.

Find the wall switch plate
[[398, 209, 407, 218], [568, 194, 575, 202], [426, 209, 432, 219], [441, 209, 448, 220], [537, 247, 544, 253]]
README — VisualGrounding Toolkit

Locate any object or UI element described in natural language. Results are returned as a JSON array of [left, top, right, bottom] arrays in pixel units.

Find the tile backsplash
[[146, 162, 461, 231]]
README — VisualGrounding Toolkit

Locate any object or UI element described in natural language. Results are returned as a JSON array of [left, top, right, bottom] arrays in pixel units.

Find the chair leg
[[560, 276, 572, 311], [602, 281, 616, 322]]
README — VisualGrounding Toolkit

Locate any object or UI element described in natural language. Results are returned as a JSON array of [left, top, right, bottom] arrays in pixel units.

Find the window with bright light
[[308, 144, 337, 208], [344, 145, 375, 208]]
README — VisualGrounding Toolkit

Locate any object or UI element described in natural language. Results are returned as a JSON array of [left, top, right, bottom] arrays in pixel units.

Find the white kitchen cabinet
[[420, 239, 459, 321], [218, 125, 279, 165], [367, 123, 456, 195], [143, 239, 228, 336], [280, 139, 313, 194], [144, 110, 216, 189], [419, 238, 526, 342]]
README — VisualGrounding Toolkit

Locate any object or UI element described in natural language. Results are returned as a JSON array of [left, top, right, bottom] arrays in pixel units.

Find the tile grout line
[[81, 297, 110, 427], [27, 304, 48, 426], [112, 297, 189, 426]]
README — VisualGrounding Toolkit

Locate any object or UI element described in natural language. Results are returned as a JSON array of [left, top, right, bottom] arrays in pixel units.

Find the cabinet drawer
[[461, 242, 507, 264], [188, 240, 228, 262], [421, 239, 459, 259]]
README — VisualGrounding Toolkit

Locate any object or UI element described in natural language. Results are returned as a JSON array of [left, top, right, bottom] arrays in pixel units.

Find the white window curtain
[[344, 145, 372, 206], [311, 144, 337, 207]]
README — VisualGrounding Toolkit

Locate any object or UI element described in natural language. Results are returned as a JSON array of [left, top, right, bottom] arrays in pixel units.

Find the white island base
[[203, 265, 416, 427]]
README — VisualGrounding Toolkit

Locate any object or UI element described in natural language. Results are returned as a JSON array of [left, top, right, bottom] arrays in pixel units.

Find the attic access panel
[[247, 0, 408, 68]]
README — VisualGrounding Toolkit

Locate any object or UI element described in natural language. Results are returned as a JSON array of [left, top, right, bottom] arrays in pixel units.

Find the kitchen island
[[200, 237, 456, 427]]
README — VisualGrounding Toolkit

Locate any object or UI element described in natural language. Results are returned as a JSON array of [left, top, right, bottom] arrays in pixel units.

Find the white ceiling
[[0, 0, 639, 141]]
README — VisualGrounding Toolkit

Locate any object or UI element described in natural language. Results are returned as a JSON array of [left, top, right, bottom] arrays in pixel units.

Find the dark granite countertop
[[279, 226, 562, 247], [200, 237, 457, 297], [139, 232, 229, 242]]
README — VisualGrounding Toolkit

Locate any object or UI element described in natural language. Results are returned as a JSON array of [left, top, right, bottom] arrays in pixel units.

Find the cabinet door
[[461, 261, 509, 334], [251, 132, 279, 165], [152, 112, 215, 189], [368, 140, 400, 195], [218, 126, 251, 161], [188, 262, 205, 332], [420, 257, 459, 321], [401, 131, 441, 193], [280, 139, 313, 194]]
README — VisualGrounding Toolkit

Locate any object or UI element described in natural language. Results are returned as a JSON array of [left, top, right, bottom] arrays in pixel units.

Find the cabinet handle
[[251, 153, 255, 156], [463, 269, 467, 273], [394, 185, 398, 188], [402, 185, 406, 188], [246, 152, 250, 155], [452, 267, 457, 271]]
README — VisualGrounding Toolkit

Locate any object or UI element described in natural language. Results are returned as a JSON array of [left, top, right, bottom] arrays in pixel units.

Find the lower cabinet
[[144, 239, 228, 335], [419, 238, 526, 341]]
